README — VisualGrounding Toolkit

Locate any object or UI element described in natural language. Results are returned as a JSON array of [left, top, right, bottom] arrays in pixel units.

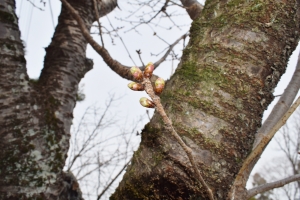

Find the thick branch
[[247, 174, 300, 199], [60, 0, 185, 81], [180, 0, 203, 20]]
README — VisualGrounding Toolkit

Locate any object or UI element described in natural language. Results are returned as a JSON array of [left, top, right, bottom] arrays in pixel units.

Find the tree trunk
[[0, 0, 116, 199], [111, 0, 300, 199]]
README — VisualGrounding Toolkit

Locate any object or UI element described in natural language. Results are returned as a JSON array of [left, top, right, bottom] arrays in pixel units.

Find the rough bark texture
[[111, 0, 300, 199], [0, 0, 117, 199]]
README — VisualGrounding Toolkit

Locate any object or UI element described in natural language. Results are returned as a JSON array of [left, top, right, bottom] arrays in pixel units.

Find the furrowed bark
[[111, 0, 300, 199], [0, 0, 117, 199]]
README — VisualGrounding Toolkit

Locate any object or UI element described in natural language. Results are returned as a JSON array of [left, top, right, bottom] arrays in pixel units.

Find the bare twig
[[60, 0, 186, 81], [136, 50, 145, 67], [142, 77, 214, 200], [105, 16, 137, 66], [150, 32, 189, 71], [97, 159, 131, 200], [93, 0, 105, 47], [247, 174, 300, 199], [26, 0, 45, 11]]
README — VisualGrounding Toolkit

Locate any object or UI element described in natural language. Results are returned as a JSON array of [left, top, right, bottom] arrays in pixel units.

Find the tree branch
[[229, 50, 300, 199], [180, 0, 203, 20], [247, 174, 300, 199], [254, 53, 300, 148], [92, 0, 105, 47], [97, 159, 131, 200], [60, 0, 185, 81], [230, 96, 300, 199]]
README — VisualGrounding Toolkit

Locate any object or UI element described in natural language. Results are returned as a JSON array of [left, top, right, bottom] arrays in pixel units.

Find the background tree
[[1, 0, 300, 200]]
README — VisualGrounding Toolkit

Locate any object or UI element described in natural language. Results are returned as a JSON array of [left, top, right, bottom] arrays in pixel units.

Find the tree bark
[[0, 0, 117, 199], [111, 0, 300, 199]]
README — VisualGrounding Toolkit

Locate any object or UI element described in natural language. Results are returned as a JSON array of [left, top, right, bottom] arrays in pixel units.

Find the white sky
[[16, 0, 300, 199]]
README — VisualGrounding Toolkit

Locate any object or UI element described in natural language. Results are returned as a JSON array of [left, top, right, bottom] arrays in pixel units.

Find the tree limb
[[92, 0, 105, 47], [230, 96, 300, 199], [60, 0, 186, 81], [97, 159, 131, 200], [247, 174, 300, 199], [229, 49, 300, 199], [180, 0, 203, 20], [254, 52, 300, 149]]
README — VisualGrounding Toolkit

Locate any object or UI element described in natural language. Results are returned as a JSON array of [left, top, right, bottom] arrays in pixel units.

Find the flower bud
[[130, 66, 143, 81], [154, 78, 165, 95], [128, 82, 144, 91], [144, 62, 154, 78], [139, 97, 155, 108]]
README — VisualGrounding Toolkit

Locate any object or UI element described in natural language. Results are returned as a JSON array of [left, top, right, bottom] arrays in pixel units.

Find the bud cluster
[[127, 62, 166, 108]]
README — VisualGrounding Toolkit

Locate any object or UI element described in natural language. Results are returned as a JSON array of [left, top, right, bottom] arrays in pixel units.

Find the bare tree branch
[[230, 50, 300, 199], [60, 0, 186, 82], [93, 0, 105, 47], [180, 0, 203, 20], [230, 96, 300, 199], [97, 159, 131, 200], [247, 174, 300, 199], [254, 52, 300, 149]]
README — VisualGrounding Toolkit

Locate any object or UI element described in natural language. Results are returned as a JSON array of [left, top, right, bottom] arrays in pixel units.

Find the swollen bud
[[139, 97, 155, 108], [128, 82, 144, 91], [154, 78, 165, 95], [144, 62, 154, 78], [130, 66, 143, 81]]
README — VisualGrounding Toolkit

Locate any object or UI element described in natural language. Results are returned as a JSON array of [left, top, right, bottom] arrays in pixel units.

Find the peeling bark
[[111, 0, 300, 199]]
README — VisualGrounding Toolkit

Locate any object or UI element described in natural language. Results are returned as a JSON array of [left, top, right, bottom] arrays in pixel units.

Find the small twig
[[93, 0, 105, 47], [136, 50, 145, 67], [60, 0, 187, 81], [26, 0, 45, 11], [142, 77, 214, 200], [97, 159, 131, 200], [149, 32, 189, 71], [106, 16, 137, 66], [246, 174, 300, 199]]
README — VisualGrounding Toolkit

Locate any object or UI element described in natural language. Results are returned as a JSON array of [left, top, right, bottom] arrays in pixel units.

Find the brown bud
[[128, 82, 144, 91], [139, 97, 155, 108], [154, 78, 165, 95], [130, 66, 143, 81], [144, 62, 154, 78]]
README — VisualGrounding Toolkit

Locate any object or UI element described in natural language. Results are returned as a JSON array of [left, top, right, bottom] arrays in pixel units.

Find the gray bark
[[0, 0, 117, 199]]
